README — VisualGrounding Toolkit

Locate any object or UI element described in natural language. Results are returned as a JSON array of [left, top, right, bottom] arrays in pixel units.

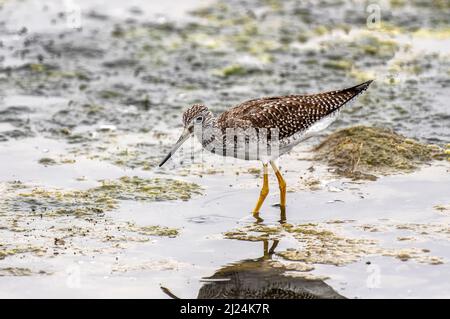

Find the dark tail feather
[[346, 80, 374, 95], [329, 80, 373, 111]]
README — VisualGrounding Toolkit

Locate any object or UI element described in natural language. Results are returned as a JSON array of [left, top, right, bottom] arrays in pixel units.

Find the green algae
[[5, 177, 202, 219], [413, 27, 450, 39], [132, 225, 180, 238], [0, 267, 33, 276], [313, 126, 446, 180], [277, 223, 378, 266], [189, 3, 282, 58], [298, 177, 321, 191], [2, 0, 448, 149], [67, 137, 162, 170], [38, 157, 58, 166], [95, 176, 202, 202], [102, 222, 180, 242], [99, 90, 123, 100], [354, 34, 399, 59], [224, 224, 283, 242], [247, 167, 262, 176], [0, 177, 190, 260], [0, 245, 45, 260], [112, 259, 191, 273], [215, 64, 248, 77], [16, 187, 116, 217], [323, 60, 353, 71], [28, 63, 48, 73], [0, 267, 51, 276], [38, 157, 76, 166], [224, 222, 444, 267], [434, 204, 450, 213]]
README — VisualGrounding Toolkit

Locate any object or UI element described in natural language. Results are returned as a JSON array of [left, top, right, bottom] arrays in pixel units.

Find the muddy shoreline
[[0, 0, 449, 298]]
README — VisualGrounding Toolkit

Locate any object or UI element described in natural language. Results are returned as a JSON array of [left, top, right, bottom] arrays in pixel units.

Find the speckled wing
[[217, 81, 372, 140]]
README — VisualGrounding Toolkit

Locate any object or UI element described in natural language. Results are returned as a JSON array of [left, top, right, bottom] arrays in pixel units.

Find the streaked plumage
[[217, 80, 372, 141], [159, 80, 373, 219]]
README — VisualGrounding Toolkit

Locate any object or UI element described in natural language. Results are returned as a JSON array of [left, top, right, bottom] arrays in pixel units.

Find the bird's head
[[181, 104, 213, 129], [159, 104, 213, 167]]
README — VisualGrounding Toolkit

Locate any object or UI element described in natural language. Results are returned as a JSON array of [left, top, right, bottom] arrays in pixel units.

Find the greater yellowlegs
[[159, 80, 373, 220]]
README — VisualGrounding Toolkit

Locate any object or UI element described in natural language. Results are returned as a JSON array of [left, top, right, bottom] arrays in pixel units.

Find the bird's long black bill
[[158, 130, 190, 167], [158, 152, 173, 167]]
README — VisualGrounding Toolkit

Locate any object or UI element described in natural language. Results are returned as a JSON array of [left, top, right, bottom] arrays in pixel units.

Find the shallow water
[[0, 0, 449, 298]]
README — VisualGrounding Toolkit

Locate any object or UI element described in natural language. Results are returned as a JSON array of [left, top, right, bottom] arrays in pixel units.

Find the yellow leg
[[279, 205, 286, 224], [252, 163, 269, 219], [270, 161, 286, 208]]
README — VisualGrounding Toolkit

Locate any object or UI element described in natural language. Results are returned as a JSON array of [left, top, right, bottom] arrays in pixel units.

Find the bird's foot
[[271, 203, 287, 224], [252, 211, 264, 224]]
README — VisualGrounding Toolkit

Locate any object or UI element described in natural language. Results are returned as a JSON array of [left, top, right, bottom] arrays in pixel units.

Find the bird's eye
[[195, 116, 203, 123]]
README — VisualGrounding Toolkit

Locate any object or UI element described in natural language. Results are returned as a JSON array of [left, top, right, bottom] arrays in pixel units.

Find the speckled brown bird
[[159, 80, 373, 221]]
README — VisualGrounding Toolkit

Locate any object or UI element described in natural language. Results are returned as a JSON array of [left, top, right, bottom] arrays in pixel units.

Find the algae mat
[[0, 0, 449, 298]]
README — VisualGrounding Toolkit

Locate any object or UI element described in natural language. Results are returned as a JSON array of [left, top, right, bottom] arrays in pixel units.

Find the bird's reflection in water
[[197, 239, 345, 299], [253, 205, 286, 224]]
